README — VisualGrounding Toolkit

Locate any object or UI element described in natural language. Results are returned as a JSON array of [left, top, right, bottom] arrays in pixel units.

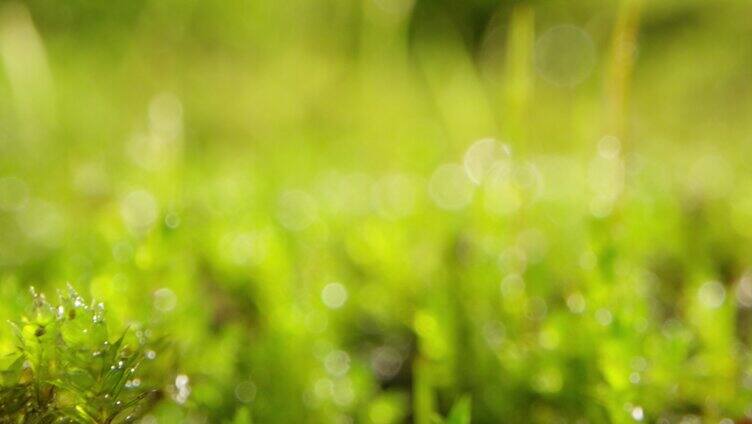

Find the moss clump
[[0, 286, 166, 423]]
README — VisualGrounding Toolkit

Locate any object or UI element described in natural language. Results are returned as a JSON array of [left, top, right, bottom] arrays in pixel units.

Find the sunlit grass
[[1, 0, 752, 422]]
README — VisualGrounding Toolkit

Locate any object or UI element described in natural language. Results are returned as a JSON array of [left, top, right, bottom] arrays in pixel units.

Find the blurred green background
[[2, 0, 752, 422]]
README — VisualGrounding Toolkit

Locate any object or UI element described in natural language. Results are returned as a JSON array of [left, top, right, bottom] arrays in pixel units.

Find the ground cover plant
[[2, 0, 752, 422], [0, 287, 167, 423]]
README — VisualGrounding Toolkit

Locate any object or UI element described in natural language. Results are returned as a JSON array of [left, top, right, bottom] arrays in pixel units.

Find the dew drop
[[235, 380, 257, 404], [174, 374, 191, 404], [698, 281, 725, 309], [428, 163, 474, 211], [321, 282, 348, 309], [324, 350, 351, 377], [463, 138, 511, 185], [153, 288, 177, 312], [370, 346, 403, 380], [277, 190, 318, 231], [595, 308, 613, 326], [631, 406, 644, 421], [120, 190, 159, 234], [566, 293, 586, 314], [535, 25, 596, 87], [598, 135, 621, 159]]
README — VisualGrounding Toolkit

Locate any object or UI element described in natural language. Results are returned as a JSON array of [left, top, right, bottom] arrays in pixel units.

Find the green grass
[[2, 0, 752, 422]]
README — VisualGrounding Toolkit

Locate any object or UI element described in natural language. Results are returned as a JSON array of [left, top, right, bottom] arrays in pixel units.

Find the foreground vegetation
[[0, 288, 164, 423], [2, 0, 752, 422]]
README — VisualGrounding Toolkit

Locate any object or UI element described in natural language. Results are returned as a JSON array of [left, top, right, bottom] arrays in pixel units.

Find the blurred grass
[[2, 0, 752, 422]]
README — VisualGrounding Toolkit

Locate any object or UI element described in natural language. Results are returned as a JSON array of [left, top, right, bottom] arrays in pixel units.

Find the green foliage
[[1, 0, 752, 422], [444, 397, 471, 424], [0, 287, 164, 423]]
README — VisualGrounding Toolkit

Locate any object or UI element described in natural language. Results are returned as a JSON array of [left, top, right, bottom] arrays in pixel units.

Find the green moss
[[0, 287, 166, 423]]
